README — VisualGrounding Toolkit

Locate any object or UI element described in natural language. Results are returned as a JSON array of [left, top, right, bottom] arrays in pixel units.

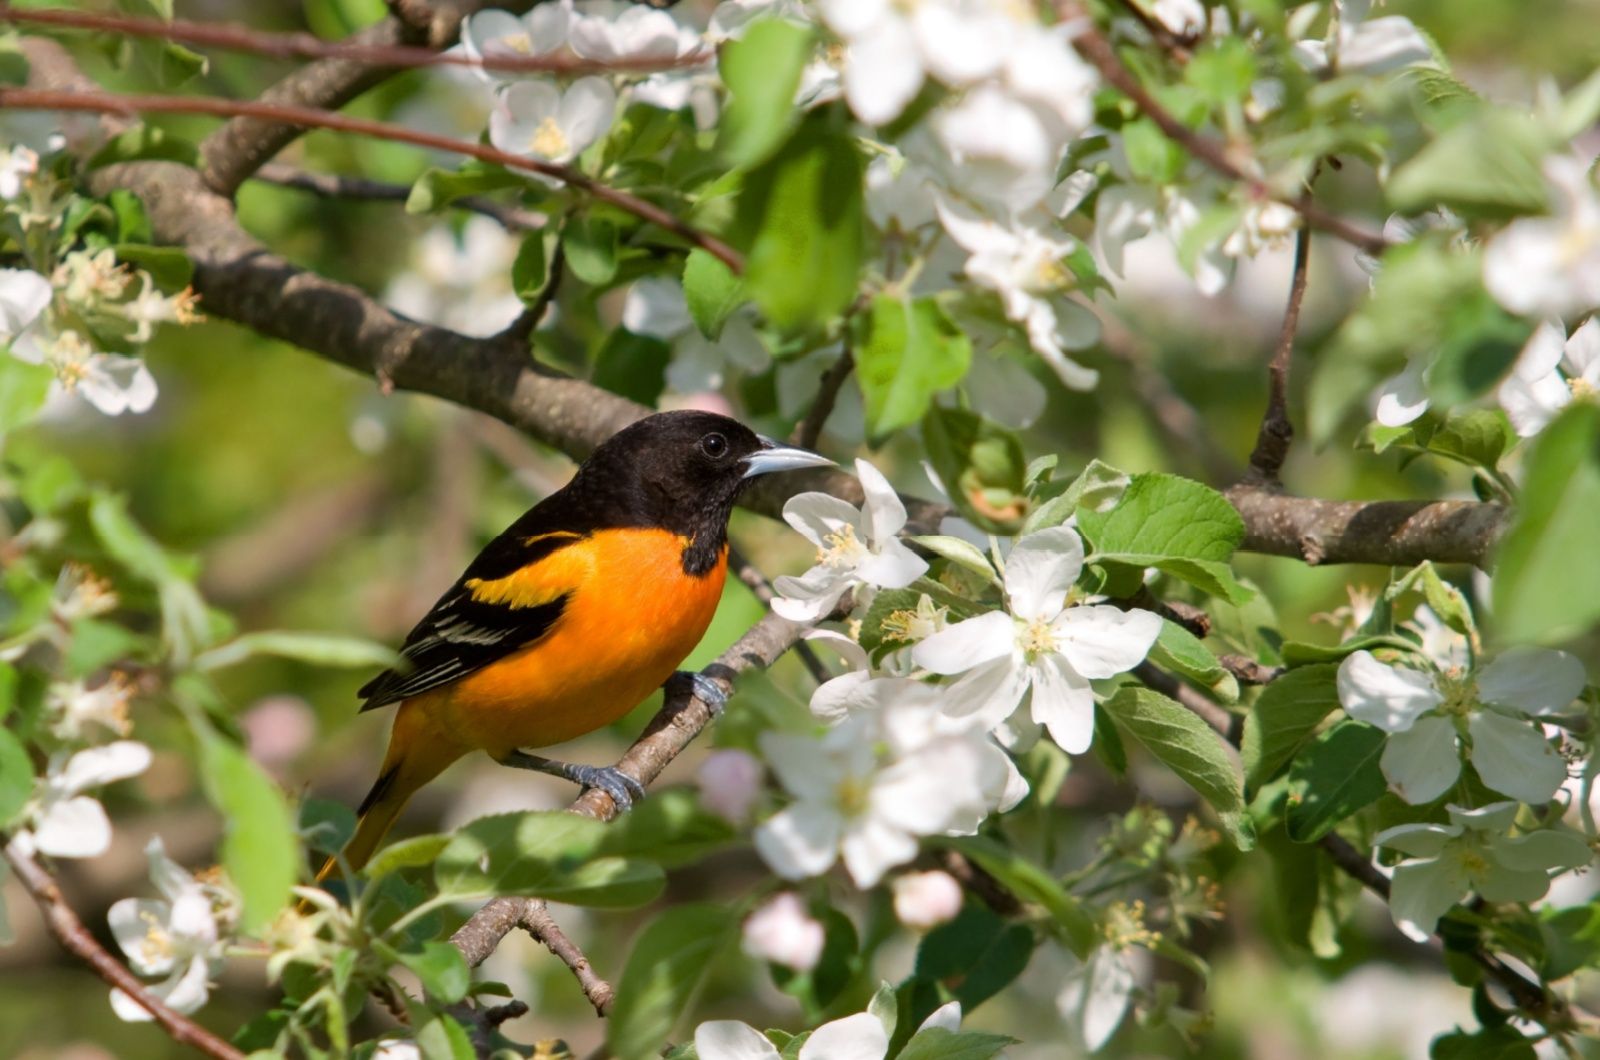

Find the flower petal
[[1335, 651, 1442, 733], [855, 458, 908, 545], [781, 491, 863, 548], [1003, 526, 1084, 620], [754, 803, 842, 880], [854, 536, 928, 589], [839, 816, 918, 889], [1476, 647, 1587, 716], [799, 1012, 890, 1060], [109, 898, 176, 975], [1373, 821, 1457, 858], [937, 655, 1031, 732], [1374, 359, 1430, 426], [1387, 855, 1469, 942], [757, 733, 839, 802], [696, 1020, 782, 1060], [771, 565, 850, 622], [913, 611, 1014, 675], [1379, 715, 1460, 805], [1467, 712, 1566, 805], [1489, 830, 1593, 874], [1051, 606, 1162, 680], [842, 19, 923, 126], [33, 795, 112, 859], [1029, 653, 1096, 754]]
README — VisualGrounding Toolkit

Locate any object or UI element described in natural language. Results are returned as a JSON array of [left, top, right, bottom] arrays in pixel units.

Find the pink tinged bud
[[741, 893, 825, 972], [696, 749, 763, 822], [893, 870, 964, 931]]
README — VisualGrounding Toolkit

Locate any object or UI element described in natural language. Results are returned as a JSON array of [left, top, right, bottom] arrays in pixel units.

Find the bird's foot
[[665, 670, 729, 714], [498, 751, 647, 812]]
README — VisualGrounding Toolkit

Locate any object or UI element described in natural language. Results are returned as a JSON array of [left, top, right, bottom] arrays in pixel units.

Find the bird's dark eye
[[700, 432, 729, 459]]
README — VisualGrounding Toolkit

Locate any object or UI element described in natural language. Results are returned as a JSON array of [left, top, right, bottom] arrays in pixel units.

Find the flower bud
[[893, 870, 963, 931], [696, 749, 763, 823], [741, 893, 824, 972]]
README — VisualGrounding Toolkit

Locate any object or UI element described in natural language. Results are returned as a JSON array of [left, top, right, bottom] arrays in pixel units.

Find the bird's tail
[[308, 698, 466, 899]]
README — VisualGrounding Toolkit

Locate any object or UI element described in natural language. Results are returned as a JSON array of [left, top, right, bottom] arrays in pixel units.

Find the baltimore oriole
[[314, 410, 831, 885]]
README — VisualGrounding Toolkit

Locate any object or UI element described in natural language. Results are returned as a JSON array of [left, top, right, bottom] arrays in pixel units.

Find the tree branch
[[1225, 487, 1505, 568], [1058, 3, 1389, 256], [2, 838, 248, 1060], [521, 901, 614, 1016], [790, 348, 855, 451], [254, 163, 546, 232], [1, 87, 743, 271], [1245, 225, 1311, 485], [2, 7, 708, 79]]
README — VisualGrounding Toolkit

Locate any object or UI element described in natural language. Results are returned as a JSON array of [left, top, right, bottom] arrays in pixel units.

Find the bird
[[314, 410, 832, 887]]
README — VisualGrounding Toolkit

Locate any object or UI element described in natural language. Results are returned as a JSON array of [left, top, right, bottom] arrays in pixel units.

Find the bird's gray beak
[[742, 437, 836, 478]]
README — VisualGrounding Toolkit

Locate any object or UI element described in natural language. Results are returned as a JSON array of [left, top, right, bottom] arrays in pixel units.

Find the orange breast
[[422, 528, 727, 757]]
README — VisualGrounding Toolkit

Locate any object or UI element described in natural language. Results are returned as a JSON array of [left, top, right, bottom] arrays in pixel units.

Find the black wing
[[357, 521, 585, 712]]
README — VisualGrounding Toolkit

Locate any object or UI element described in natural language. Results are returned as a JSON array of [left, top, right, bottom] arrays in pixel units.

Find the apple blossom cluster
[[0, 133, 200, 417], [757, 459, 1160, 889]]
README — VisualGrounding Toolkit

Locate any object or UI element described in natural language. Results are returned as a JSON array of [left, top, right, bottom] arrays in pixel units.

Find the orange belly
[[419, 529, 727, 757]]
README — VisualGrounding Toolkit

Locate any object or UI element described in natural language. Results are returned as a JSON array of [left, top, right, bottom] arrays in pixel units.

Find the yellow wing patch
[[466, 534, 597, 610]]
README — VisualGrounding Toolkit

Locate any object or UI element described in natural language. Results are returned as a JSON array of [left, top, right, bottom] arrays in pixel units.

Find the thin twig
[[727, 545, 829, 684], [790, 348, 855, 450], [1, 7, 709, 78], [0, 87, 744, 272], [254, 163, 546, 232], [2, 837, 248, 1060], [1246, 225, 1311, 485], [497, 240, 565, 344], [1058, 4, 1388, 256], [522, 901, 614, 1016], [1110, 0, 1196, 62]]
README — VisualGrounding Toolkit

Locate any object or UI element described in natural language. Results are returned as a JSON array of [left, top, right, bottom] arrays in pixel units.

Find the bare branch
[[254, 163, 546, 232], [1, 87, 743, 271], [1245, 226, 1311, 486], [1110, 0, 1196, 62], [1225, 487, 1505, 568], [727, 545, 829, 684], [2, 7, 709, 79], [521, 901, 614, 1016], [790, 348, 855, 451], [2, 838, 248, 1060], [1058, 3, 1389, 256]]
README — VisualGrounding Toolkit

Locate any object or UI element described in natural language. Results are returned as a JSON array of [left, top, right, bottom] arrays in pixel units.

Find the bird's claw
[[666, 670, 729, 714], [565, 763, 647, 812]]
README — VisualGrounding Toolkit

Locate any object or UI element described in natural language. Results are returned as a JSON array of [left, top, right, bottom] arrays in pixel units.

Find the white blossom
[[696, 1012, 888, 1060], [913, 526, 1162, 754], [936, 200, 1100, 390], [622, 277, 771, 393], [462, 4, 572, 80], [569, 1, 697, 62], [1293, 0, 1432, 75], [1337, 646, 1585, 805], [488, 77, 616, 165], [741, 892, 825, 971], [1497, 318, 1600, 437], [1484, 155, 1600, 319], [108, 837, 228, 1021], [1375, 803, 1591, 942], [385, 217, 525, 337], [47, 678, 134, 741], [772, 459, 928, 622], [753, 680, 1023, 887], [15, 741, 152, 859], [0, 144, 38, 200]]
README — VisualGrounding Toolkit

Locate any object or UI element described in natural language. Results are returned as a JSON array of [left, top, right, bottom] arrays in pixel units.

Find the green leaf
[[1240, 664, 1341, 792], [1424, 409, 1516, 472], [592, 329, 670, 405], [565, 213, 620, 286], [1101, 687, 1252, 848], [939, 836, 1096, 956], [194, 630, 398, 672], [595, 788, 737, 868], [1185, 38, 1257, 107], [1429, 1025, 1537, 1060], [1539, 904, 1600, 980], [1279, 633, 1418, 665], [607, 904, 738, 1060], [855, 295, 972, 437], [857, 581, 983, 664], [1389, 107, 1553, 218], [682, 248, 743, 339], [1149, 620, 1238, 703], [1424, 294, 1532, 410], [1492, 403, 1600, 644], [416, 1015, 476, 1060], [111, 244, 192, 290], [400, 942, 471, 1004], [898, 1029, 1016, 1060], [718, 20, 815, 167], [1390, 562, 1475, 641], [0, 356, 53, 435], [1019, 458, 1130, 536], [1076, 474, 1251, 603], [196, 732, 297, 932], [0, 727, 33, 828], [1284, 720, 1388, 843], [511, 232, 548, 302], [405, 163, 522, 214], [737, 112, 864, 331], [364, 834, 451, 879], [1122, 118, 1186, 185], [912, 535, 999, 585], [915, 901, 1039, 1008], [87, 124, 198, 169], [434, 811, 665, 907]]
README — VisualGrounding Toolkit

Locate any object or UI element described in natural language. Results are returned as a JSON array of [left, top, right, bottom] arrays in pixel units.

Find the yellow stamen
[[529, 116, 570, 159]]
